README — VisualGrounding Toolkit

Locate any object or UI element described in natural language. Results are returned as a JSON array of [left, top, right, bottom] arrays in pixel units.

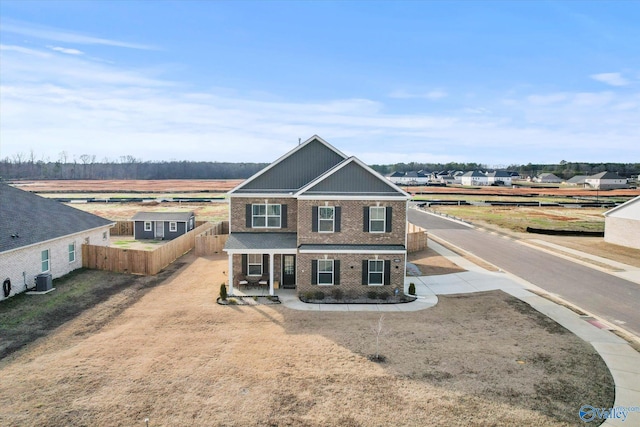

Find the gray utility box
[[35, 273, 53, 292]]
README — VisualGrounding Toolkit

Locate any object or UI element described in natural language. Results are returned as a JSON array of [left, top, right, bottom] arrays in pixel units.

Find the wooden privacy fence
[[406, 222, 427, 253], [110, 221, 134, 236], [83, 223, 214, 275], [195, 221, 229, 256]]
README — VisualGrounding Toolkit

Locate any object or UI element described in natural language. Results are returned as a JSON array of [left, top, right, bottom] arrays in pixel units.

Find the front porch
[[223, 232, 298, 296]]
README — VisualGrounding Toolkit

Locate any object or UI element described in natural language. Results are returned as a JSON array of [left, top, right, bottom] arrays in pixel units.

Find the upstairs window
[[252, 204, 281, 228], [318, 206, 335, 233], [369, 207, 386, 233]]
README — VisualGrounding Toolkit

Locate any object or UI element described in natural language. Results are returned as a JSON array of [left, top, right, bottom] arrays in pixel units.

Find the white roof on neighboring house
[[603, 196, 640, 220]]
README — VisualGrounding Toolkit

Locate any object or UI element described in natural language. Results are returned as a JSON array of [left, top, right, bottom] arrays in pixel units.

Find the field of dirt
[[68, 201, 229, 222], [0, 254, 613, 426]]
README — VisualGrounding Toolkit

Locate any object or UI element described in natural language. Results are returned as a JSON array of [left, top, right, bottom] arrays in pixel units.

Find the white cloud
[[590, 72, 629, 86], [526, 93, 568, 106], [389, 89, 448, 100], [49, 46, 84, 55], [2, 19, 156, 50]]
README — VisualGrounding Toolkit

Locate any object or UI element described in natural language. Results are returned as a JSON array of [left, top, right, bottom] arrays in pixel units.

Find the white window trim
[[68, 242, 76, 263], [252, 203, 281, 229], [369, 206, 386, 233], [144, 221, 152, 231], [318, 206, 335, 233], [368, 260, 384, 286], [248, 254, 263, 276], [41, 249, 50, 273], [317, 259, 334, 286], [169, 221, 177, 232]]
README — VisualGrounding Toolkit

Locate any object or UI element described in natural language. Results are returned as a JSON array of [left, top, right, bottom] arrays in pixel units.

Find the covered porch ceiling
[[223, 232, 298, 255]]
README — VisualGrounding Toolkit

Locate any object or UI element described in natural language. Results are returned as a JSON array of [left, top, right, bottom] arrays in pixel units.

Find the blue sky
[[1, 1, 638, 166]]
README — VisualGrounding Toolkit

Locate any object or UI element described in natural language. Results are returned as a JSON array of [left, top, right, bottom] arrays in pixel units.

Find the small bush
[[378, 291, 389, 301], [219, 283, 228, 301], [302, 291, 315, 302], [331, 288, 344, 300], [408, 283, 416, 296], [228, 298, 237, 305], [252, 296, 258, 301], [367, 290, 378, 300], [314, 291, 325, 300]]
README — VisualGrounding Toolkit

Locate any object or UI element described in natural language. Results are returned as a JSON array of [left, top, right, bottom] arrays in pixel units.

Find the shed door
[[155, 222, 164, 239]]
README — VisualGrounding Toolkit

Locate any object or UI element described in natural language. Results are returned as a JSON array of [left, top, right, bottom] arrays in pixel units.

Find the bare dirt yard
[[0, 253, 613, 426]]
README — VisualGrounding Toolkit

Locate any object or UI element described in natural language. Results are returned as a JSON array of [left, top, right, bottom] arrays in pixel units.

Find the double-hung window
[[248, 254, 263, 276], [368, 260, 384, 285], [318, 206, 334, 233], [68, 242, 76, 263], [41, 249, 50, 272], [144, 221, 152, 232], [369, 207, 386, 233], [252, 204, 281, 228], [169, 221, 177, 232], [318, 259, 334, 285]]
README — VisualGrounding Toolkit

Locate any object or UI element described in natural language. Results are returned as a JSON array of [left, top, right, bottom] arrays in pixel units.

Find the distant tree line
[[1, 152, 638, 180], [0, 153, 268, 180], [370, 161, 640, 179]]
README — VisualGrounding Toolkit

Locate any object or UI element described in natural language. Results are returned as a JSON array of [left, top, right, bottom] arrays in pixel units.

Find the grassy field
[[0, 254, 614, 426], [428, 205, 607, 232]]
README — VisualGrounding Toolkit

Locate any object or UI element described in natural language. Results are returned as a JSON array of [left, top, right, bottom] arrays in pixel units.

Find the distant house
[[534, 173, 562, 183], [585, 172, 628, 190], [386, 171, 405, 185], [603, 196, 640, 250], [565, 175, 588, 186], [486, 171, 512, 186], [1, 183, 114, 301], [460, 170, 489, 186], [132, 212, 195, 240]]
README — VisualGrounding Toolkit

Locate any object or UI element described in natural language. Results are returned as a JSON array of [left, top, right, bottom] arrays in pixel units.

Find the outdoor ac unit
[[35, 273, 53, 292]]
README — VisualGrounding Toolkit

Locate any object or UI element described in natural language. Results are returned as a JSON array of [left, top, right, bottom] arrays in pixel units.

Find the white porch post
[[228, 254, 234, 295], [269, 253, 275, 296]]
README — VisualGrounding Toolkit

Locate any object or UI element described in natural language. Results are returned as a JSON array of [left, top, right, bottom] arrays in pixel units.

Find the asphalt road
[[408, 207, 640, 338]]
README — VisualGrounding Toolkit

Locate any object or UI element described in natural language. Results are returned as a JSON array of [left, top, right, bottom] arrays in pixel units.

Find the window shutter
[[334, 260, 340, 285], [245, 204, 252, 228], [311, 260, 318, 285], [335, 207, 341, 232], [385, 207, 393, 232], [263, 254, 269, 274], [384, 260, 391, 286], [242, 254, 247, 275], [281, 204, 287, 228], [362, 260, 368, 285], [363, 207, 369, 232], [312, 206, 318, 232]]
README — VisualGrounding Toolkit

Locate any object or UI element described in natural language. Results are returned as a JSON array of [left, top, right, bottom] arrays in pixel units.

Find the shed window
[[41, 249, 50, 272], [144, 221, 152, 231], [169, 221, 177, 232], [68, 242, 76, 263], [248, 254, 263, 276]]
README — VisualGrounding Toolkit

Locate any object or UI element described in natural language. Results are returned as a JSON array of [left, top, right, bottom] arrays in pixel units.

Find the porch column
[[269, 253, 274, 296], [228, 254, 234, 295]]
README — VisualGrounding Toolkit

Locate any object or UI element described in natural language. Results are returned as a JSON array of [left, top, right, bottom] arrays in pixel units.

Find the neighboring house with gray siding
[[132, 211, 195, 240], [1, 183, 114, 301], [603, 196, 640, 250], [585, 171, 628, 190], [223, 135, 410, 299]]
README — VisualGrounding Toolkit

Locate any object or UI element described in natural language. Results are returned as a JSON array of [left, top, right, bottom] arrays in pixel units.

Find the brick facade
[[229, 197, 297, 233]]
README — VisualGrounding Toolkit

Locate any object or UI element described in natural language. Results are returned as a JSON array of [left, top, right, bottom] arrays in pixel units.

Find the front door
[[155, 221, 164, 239], [282, 255, 296, 288]]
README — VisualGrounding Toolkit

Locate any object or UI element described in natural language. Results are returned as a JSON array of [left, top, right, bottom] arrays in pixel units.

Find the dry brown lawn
[[0, 254, 613, 426]]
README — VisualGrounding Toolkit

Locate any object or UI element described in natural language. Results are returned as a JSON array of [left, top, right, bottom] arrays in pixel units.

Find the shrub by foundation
[[367, 290, 378, 300], [219, 283, 227, 301], [331, 288, 344, 300], [408, 283, 416, 296]]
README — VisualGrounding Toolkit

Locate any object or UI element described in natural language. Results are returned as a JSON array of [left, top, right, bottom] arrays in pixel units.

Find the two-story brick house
[[223, 135, 410, 300]]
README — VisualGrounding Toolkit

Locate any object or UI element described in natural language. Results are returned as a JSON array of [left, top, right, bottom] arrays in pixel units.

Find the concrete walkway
[[275, 238, 640, 426]]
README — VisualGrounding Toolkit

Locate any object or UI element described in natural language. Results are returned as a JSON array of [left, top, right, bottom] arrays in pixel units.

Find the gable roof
[[462, 170, 486, 177], [486, 170, 511, 178], [587, 171, 626, 180], [603, 195, 640, 219], [230, 135, 347, 194], [1, 183, 114, 253], [566, 175, 588, 184], [132, 211, 194, 222], [296, 157, 409, 199]]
